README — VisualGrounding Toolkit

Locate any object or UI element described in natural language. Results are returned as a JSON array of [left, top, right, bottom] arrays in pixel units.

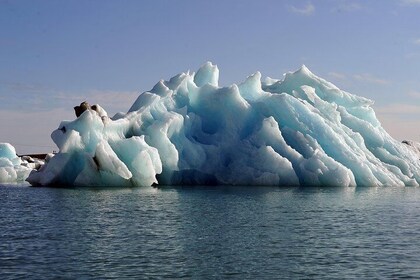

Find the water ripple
[[0, 185, 419, 279]]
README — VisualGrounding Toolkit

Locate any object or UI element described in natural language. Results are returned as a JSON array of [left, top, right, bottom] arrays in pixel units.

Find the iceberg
[[27, 62, 420, 187], [0, 143, 42, 183]]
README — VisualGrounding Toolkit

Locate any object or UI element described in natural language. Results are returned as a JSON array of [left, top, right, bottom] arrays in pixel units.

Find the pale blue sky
[[1, 0, 420, 153]]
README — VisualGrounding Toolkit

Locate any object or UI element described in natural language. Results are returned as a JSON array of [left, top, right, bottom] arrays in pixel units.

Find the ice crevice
[[19, 62, 420, 187]]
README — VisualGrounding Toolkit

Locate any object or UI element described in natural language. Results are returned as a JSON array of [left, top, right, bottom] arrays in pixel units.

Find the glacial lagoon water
[[1, 185, 419, 279]]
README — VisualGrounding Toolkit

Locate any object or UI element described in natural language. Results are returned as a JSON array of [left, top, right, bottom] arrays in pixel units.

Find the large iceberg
[[27, 63, 420, 187]]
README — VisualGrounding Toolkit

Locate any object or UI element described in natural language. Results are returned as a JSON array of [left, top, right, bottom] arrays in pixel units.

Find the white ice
[[0, 143, 36, 183], [26, 63, 420, 187]]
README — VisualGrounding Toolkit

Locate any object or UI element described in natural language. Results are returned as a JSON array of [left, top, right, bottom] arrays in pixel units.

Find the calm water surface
[[0, 184, 419, 279]]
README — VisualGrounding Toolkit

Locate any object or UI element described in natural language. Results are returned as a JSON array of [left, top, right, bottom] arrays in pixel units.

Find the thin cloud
[[408, 90, 420, 99], [399, 0, 420, 5], [50, 89, 139, 114], [405, 52, 420, 59], [414, 38, 420, 45], [376, 112, 420, 141], [375, 103, 420, 141], [0, 81, 51, 93], [289, 2, 315, 15], [332, 2, 362, 12], [328, 72, 347, 80], [353, 73, 389, 85], [84, 90, 139, 113], [375, 103, 420, 115], [0, 82, 139, 115]]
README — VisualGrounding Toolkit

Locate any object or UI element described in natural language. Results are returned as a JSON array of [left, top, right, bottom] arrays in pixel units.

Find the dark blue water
[[1, 184, 419, 279]]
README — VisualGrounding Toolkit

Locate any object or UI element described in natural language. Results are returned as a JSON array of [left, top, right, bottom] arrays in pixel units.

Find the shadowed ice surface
[[1, 185, 419, 279]]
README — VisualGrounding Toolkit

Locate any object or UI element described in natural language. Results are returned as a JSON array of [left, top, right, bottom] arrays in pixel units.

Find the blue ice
[[26, 63, 420, 187]]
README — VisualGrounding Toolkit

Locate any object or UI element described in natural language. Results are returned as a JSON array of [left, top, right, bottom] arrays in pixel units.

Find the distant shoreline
[[17, 153, 49, 160]]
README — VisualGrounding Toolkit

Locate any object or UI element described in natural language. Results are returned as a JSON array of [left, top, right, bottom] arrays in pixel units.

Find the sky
[[1, 0, 420, 154]]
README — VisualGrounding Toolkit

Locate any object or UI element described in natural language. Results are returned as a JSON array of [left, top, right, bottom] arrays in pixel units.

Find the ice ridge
[[26, 62, 420, 187]]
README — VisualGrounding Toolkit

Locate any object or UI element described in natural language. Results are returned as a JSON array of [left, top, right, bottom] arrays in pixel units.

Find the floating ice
[[0, 143, 38, 183], [27, 63, 420, 187]]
